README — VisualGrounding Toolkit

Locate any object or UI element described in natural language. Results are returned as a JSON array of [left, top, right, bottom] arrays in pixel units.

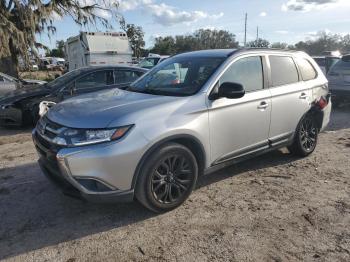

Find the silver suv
[[33, 49, 332, 212]]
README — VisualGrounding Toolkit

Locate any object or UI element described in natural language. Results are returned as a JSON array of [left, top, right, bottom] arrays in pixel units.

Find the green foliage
[[120, 18, 145, 58], [46, 40, 65, 58], [247, 38, 270, 48], [0, 0, 120, 76], [150, 29, 239, 55], [294, 31, 350, 55]]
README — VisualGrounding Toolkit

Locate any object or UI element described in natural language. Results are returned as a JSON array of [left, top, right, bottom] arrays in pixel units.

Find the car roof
[[72, 65, 148, 73], [175, 48, 302, 59]]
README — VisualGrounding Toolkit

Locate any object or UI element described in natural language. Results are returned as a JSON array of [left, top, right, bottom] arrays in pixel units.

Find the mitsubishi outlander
[[33, 49, 332, 212]]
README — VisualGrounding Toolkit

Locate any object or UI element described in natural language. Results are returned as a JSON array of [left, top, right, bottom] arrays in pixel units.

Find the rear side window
[[75, 70, 114, 90], [296, 58, 317, 81], [269, 56, 299, 87], [220, 56, 264, 92]]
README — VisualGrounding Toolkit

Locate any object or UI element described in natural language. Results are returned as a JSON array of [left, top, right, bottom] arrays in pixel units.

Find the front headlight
[[55, 125, 133, 147]]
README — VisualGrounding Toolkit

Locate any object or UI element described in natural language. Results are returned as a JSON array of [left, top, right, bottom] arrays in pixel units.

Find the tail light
[[316, 96, 328, 110]]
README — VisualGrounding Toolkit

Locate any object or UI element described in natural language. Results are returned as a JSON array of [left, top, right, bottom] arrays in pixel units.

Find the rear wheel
[[288, 115, 318, 157], [135, 143, 198, 213]]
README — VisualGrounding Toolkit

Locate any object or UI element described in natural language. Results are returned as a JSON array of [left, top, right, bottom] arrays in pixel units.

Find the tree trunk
[[0, 56, 18, 78]]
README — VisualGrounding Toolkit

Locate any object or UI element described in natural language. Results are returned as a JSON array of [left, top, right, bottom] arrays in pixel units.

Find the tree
[[150, 29, 239, 55], [0, 0, 120, 77], [151, 36, 176, 55], [294, 31, 342, 55], [247, 38, 270, 48], [271, 42, 288, 49], [46, 40, 65, 58], [120, 18, 145, 58]]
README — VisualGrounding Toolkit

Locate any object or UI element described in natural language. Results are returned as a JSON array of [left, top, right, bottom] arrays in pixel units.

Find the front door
[[208, 55, 272, 165]]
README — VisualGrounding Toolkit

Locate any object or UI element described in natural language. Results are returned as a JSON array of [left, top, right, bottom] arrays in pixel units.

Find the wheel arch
[[131, 134, 206, 189], [305, 104, 324, 131]]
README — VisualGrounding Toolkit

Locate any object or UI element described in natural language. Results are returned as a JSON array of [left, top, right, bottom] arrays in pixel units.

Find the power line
[[244, 13, 247, 47]]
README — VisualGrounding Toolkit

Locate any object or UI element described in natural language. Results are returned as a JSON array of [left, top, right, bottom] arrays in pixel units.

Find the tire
[[135, 142, 198, 213], [288, 114, 318, 157]]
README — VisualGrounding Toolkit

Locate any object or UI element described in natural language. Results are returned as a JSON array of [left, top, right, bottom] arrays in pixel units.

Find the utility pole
[[256, 26, 259, 41], [244, 13, 247, 47]]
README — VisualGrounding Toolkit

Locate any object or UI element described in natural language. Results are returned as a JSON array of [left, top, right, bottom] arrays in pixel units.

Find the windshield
[[329, 59, 350, 73], [128, 56, 225, 96], [46, 68, 86, 89]]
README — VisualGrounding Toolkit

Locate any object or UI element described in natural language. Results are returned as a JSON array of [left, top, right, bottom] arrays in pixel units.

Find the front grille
[[34, 116, 67, 163]]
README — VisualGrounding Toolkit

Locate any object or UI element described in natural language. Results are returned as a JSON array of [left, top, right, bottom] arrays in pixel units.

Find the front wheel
[[288, 115, 318, 157], [135, 143, 198, 213]]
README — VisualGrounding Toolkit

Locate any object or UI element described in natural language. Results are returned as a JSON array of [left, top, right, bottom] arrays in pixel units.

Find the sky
[[37, 0, 350, 50]]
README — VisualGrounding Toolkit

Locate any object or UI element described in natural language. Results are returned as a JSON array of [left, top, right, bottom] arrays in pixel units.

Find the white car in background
[[138, 54, 170, 69]]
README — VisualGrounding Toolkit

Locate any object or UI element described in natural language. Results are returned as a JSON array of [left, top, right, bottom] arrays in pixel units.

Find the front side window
[[219, 56, 264, 92], [296, 58, 317, 81], [128, 56, 224, 96], [115, 70, 142, 84], [269, 56, 299, 87], [75, 70, 114, 90]]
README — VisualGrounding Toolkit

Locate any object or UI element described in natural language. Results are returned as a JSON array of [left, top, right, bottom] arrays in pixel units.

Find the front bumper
[[33, 129, 135, 203], [0, 106, 23, 126]]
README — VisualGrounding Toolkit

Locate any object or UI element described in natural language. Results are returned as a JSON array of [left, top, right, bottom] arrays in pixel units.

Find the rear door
[[268, 55, 312, 143]]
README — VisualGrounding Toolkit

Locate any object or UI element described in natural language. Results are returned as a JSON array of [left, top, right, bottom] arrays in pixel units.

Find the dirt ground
[[0, 108, 349, 262]]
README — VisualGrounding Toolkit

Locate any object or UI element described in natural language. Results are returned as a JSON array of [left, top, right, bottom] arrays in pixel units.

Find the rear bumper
[[33, 131, 134, 203]]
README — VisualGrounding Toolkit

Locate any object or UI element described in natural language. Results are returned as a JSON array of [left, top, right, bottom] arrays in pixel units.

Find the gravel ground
[[0, 108, 349, 262]]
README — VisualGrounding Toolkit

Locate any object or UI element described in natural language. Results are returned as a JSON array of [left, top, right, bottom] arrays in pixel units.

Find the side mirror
[[210, 82, 245, 100]]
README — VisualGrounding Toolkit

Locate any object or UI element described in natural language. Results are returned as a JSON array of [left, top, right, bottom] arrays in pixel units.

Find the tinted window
[[75, 70, 114, 90], [296, 58, 317, 81], [220, 56, 263, 92], [115, 70, 142, 84], [330, 60, 350, 73], [0, 76, 4, 82], [269, 56, 299, 87]]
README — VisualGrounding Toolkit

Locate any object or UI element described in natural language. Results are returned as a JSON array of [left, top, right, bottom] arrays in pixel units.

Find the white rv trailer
[[65, 32, 133, 71]]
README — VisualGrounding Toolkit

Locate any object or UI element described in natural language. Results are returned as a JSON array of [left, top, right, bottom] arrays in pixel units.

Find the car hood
[[47, 89, 180, 128], [0, 85, 50, 105]]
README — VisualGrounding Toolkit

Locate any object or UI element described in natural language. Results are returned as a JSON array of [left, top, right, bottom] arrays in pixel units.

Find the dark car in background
[[312, 56, 341, 75], [0, 66, 147, 126], [0, 72, 46, 98], [327, 54, 350, 106]]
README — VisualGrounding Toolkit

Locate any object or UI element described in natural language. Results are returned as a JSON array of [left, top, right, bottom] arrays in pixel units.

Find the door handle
[[299, 93, 308, 99], [257, 101, 269, 110]]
